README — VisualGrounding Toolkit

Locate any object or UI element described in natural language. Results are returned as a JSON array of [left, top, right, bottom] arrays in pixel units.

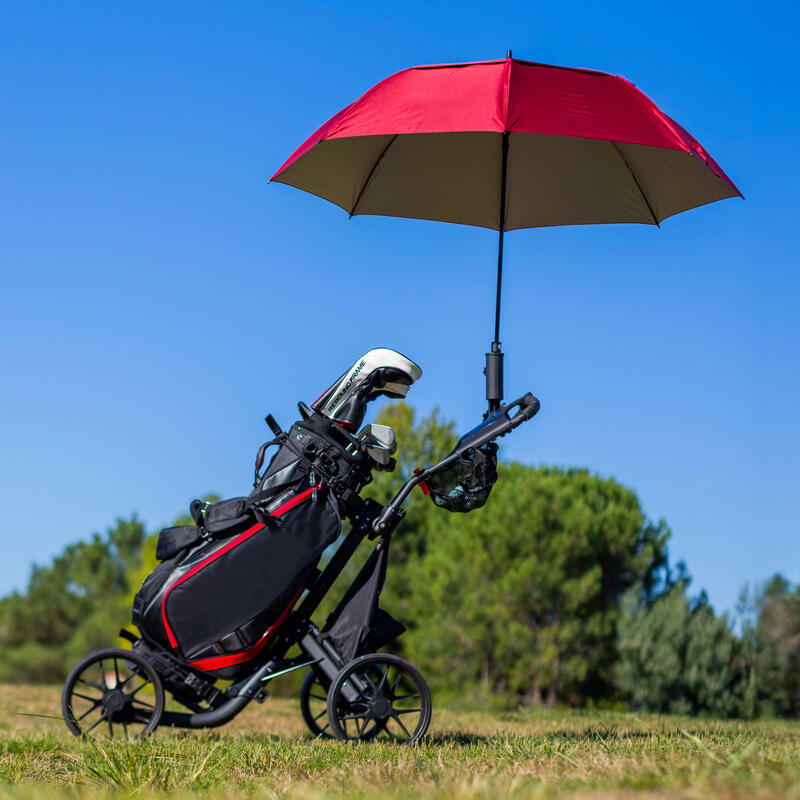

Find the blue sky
[[0, 1, 796, 616]]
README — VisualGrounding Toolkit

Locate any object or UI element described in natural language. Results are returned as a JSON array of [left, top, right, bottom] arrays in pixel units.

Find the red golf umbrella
[[272, 52, 740, 409]]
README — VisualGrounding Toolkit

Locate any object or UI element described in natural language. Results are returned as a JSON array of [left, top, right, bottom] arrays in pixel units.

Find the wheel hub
[[102, 689, 128, 713], [370, 696, 393, 720]]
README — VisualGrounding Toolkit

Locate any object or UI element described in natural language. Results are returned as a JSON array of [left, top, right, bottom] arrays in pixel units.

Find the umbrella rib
[[610, 141, 660, 227], [349, 134, 398, 217]]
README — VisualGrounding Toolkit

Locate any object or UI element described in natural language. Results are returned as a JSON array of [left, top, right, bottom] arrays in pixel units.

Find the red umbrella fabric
[[272, 53, 740, 410], [272, 55, 740, 230]]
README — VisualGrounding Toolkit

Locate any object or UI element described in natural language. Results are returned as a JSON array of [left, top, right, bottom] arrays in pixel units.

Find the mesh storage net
[[425, 442, 498, 512]]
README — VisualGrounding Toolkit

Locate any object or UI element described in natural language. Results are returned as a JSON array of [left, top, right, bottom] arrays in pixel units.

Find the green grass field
[[1, 684, 798, 799]]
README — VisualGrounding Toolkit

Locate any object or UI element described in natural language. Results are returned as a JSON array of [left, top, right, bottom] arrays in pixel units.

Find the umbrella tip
[[506, 49, 512, 59]]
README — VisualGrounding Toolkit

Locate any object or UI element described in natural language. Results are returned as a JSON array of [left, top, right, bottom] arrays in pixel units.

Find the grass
[[1, 684, 799, 799]]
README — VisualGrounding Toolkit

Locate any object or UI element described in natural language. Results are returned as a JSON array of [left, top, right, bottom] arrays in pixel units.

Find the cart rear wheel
[[300, 669, 333, 738], [62, 648, 164, 740], [326, 653, 431, 744]]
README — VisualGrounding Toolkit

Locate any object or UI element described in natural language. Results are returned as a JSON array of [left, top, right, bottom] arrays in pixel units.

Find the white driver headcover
[[316, 348, 422, 420]]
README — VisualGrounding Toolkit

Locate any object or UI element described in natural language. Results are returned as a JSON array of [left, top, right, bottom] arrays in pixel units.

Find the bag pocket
[[155, 525, 203, 561], [203, 497, 253, 536]]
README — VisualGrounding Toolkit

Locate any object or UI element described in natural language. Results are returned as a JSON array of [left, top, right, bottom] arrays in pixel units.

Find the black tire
[[326, 653, 432, 744], [62, 648, 164, 740], [300, 670, 333, 738]]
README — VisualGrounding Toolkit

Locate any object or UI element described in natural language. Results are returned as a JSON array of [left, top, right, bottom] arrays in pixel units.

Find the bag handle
[[254, 413, 288, 487]]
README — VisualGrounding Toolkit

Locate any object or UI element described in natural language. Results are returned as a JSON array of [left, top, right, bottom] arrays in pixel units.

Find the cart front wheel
[[326, 653, 431, 744], [62, 648, 164, 740]]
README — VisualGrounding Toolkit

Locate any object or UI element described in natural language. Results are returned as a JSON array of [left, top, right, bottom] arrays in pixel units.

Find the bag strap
[[246, 486, 282, 512]]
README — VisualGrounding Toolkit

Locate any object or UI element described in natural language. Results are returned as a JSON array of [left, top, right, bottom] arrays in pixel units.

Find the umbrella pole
[[486, 130, 509, 413]]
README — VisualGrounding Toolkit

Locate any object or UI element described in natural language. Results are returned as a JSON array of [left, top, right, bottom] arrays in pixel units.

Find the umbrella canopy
[[272, 55, 739, 229], [272, 54, 740, 409]]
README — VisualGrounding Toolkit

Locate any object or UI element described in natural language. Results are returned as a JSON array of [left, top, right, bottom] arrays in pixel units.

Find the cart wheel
[[300, 670, 333, 738], [326, 653, 432, 744], [62, 648, 164, 740]]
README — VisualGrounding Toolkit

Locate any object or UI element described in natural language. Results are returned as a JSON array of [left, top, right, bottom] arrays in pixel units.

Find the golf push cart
[[62, 348, 539, 744]]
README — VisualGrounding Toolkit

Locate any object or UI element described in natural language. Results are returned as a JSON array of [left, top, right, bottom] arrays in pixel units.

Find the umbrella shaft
[[494, 131, 509, 346], [494, 226, 504, 344], [494, 228, 503, 344]]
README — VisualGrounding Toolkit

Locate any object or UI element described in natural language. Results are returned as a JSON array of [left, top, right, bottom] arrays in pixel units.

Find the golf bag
[[132, 348, 422, 679]]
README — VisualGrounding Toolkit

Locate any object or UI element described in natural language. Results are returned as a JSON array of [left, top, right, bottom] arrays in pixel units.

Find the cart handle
[[372, 391, 540, 534], [456, 392, 539, 452]]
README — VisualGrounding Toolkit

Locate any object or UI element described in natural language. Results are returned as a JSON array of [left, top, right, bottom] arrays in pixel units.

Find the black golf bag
[[132, 348, 422, 679]]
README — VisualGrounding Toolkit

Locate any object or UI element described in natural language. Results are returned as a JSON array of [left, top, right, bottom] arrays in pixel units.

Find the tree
[[399, 462, 670, 706], [0, 517, 146, 682], [615, 582, 745, 717], [740, 575, 800, 716]]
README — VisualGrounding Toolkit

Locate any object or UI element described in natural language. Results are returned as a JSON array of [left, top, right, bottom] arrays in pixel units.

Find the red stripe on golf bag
[[161, 485, 319, 649]]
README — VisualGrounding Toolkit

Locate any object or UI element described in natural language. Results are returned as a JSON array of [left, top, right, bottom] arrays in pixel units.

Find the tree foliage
[[397, 462, 669, 706], [615, 582, 745, 717], [738, 575, 800, 717], [0, 517, 146, 682]]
